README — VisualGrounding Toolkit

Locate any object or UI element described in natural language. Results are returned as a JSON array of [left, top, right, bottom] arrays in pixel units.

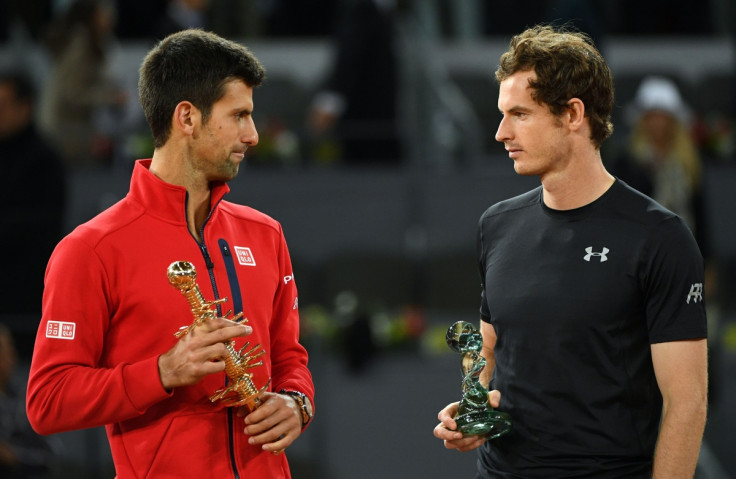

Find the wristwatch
[[280, 390, 313, 427]]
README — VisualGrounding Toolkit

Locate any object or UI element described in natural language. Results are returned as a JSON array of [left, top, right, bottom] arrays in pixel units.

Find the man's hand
[[157, 318, 252, 390], [240, 392, 304, 453], [433, 390, 502, 452]]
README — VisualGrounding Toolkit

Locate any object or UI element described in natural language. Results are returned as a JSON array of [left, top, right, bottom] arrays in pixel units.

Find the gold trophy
[[167, 260, 270, 412]]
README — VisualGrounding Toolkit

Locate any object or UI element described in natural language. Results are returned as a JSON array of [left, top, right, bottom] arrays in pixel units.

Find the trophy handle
[[168, 261, 269, 409]]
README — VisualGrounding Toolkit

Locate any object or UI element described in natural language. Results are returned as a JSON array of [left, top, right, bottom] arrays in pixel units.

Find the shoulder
[[606, 179, 683, 229], [65, 197, 144, 250], [217, 201, 283, 235], [607, 180, 701, 262], [479, 186, 541, 225]]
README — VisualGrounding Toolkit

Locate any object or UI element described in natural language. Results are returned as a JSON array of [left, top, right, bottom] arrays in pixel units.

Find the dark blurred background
[[1, 0, 735, 477]]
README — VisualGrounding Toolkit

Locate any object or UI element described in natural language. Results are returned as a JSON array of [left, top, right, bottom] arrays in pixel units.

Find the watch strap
[[279, 389, 312, 427]]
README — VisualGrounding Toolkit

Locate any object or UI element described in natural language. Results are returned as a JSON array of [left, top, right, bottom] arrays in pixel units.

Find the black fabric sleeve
[[642, 216, 708, 343]]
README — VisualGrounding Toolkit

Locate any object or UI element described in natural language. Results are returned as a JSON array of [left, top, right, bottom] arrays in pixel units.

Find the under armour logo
[[584, 246, 609, 262], [686, 283, 703, 304]]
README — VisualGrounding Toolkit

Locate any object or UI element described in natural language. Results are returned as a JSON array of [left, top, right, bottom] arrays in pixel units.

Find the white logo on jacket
[[234, 246, 256, 266], [46, 321, 76, 340]]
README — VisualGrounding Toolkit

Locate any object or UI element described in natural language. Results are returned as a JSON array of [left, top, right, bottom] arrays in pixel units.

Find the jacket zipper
[[219, 239, 245, 479], [185, 194, 240, 479]]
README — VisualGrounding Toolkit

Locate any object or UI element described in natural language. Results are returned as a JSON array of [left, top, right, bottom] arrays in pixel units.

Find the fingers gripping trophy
[[167, 260, 269, 412], [446, 321, 512, 438]]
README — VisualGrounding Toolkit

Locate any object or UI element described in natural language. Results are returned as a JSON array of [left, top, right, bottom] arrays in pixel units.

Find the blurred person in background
[[308, 0, 403, 165], [38, 0, 127, 168], [0, 325, 57, 479], [152, 0, 211, 40], [0, 70, 66, 359]]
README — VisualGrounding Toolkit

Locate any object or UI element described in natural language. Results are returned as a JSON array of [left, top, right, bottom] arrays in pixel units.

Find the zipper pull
[[200, 244, 215, 269]]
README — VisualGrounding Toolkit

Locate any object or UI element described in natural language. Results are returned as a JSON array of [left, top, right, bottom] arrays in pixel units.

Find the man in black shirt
[[433, 25, 707, 478]]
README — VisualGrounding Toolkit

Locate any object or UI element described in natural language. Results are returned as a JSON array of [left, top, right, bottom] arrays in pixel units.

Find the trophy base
[[455, 410, 512, 439]]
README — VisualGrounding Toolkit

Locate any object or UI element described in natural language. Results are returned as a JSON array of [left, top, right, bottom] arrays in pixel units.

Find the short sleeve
[[642, 217, 707, 343]]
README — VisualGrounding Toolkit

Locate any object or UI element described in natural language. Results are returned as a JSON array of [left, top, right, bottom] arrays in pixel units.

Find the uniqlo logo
[[46, 321, 76, 340], [234, 246, 256, 266]]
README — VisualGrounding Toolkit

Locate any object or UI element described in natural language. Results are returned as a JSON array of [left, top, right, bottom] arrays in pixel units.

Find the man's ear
[[566, 98, 586, 131], [172, 101, 199, 137]]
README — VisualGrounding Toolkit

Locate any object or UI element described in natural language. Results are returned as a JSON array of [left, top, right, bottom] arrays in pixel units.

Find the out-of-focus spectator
[[263, 0, 338, 37], [0, 1, 55, 43], [38, 0, 127, 168], [113, 0, 166, 40], [0, 325, 57, 478], [0, 70, 66, 358], [614, 76, 706, 250], [308, 0, 403, 165], [152, 0, 211, 40]]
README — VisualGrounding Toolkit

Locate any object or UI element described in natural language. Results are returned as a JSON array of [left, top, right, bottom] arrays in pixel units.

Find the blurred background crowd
[[1, 0, 735, 478]]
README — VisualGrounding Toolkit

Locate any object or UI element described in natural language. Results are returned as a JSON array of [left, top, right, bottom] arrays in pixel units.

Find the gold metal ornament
[[167, 260, 270, 412]]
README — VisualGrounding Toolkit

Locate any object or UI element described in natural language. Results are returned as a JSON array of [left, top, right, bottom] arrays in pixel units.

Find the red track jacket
[[27, 159, 314, 478]]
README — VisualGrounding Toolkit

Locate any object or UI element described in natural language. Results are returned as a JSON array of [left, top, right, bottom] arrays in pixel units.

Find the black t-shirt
[[476, 179, 707, 478]]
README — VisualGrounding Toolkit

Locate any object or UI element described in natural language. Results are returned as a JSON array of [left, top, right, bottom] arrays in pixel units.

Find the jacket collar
[[128, 159, 231, 224]]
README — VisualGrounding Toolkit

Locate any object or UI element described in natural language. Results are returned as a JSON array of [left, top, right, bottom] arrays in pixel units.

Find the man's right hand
[[157, 317, 252, 391], [433, 390, 502, 452]]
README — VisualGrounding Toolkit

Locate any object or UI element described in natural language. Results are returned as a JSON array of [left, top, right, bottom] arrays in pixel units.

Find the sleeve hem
[[122, 356, 173, 411]]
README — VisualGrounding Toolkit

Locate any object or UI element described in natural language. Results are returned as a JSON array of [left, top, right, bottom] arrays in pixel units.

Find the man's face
[[0, 82, 31, 140], [189, 79, 259, 182], [495, 70, 571, 177]]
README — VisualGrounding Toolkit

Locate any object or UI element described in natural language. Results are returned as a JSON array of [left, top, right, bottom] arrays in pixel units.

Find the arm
[[243, 228, 314, 453], [26, 236, 250, 435], [479, 320, 497, 389], [433, 320, 499, 452], [27, 237, 168, 435], [651, 339, 708, 478]]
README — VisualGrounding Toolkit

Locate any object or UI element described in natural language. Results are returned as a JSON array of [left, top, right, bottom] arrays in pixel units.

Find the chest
[[99, 219, 281, 365], [482, 216, 647, 337]]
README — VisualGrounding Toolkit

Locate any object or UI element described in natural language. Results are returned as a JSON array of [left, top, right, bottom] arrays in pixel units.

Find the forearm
[[479, 347, 495, 389], [479, 321, 497, 390], [27, 356, 169, 435], [652, 399, 707, 478]]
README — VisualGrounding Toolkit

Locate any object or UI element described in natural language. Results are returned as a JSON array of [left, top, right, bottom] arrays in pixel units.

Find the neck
[[149, 148, 212, 242], [541, 149, 615, 210]]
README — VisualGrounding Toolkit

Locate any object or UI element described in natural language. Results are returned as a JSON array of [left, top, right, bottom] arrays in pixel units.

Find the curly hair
[[495, 25, 614, 148]]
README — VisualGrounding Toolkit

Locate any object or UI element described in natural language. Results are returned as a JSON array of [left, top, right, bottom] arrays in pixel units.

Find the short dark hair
[[138, 29, 266, 148], [495, 25, 614, 148]]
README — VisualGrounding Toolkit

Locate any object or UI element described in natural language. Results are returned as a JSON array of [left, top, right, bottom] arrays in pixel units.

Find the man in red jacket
[[27, 29, 314, 478]]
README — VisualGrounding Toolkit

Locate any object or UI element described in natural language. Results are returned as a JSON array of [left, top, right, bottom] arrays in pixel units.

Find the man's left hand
[[239, 392, 302, 454]]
